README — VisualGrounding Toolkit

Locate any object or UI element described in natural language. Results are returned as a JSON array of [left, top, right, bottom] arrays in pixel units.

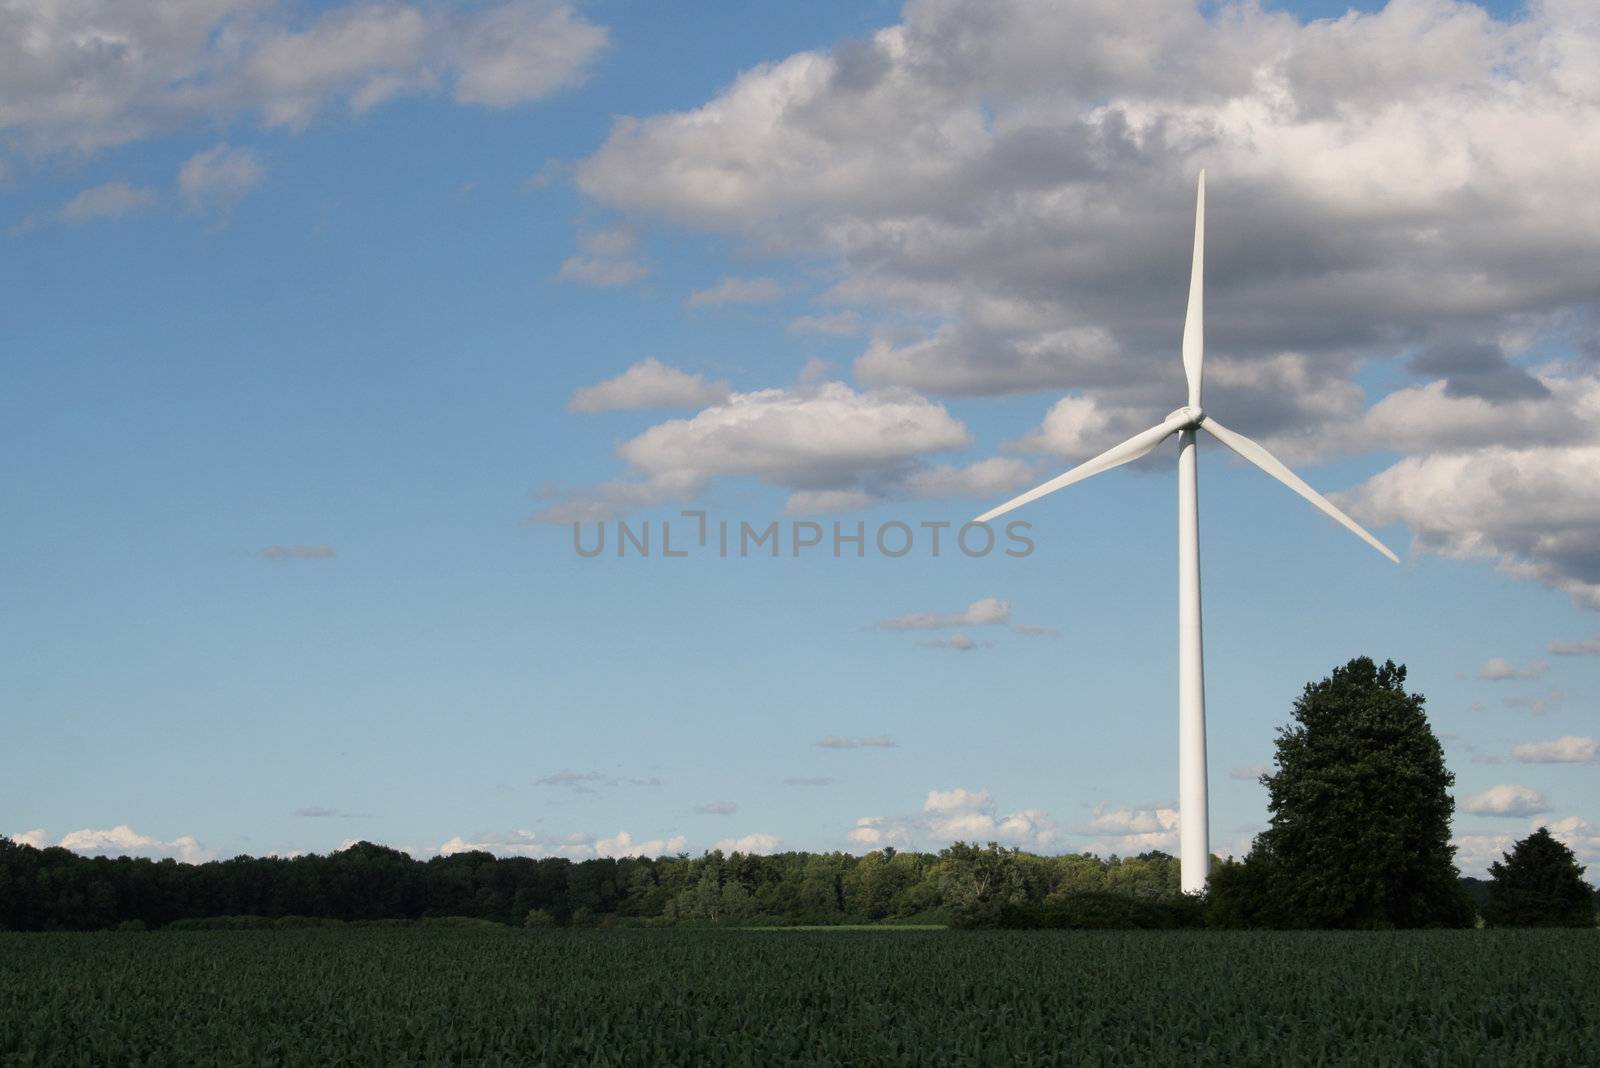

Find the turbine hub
[[1168, 405, 1205, 429]]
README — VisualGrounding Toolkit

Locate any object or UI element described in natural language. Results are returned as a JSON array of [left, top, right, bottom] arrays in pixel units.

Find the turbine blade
[[973, 413, 1186, 524], [1181, 171, 1205, 408], [1201, 417, 1399, 564]]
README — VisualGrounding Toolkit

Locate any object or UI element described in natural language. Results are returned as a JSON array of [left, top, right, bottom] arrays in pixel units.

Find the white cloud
[[448, 0, 608, 107], [694, 801, 738, 815], [917, 787, 1058, 848], [817, 735, 896, 749], [11, 829, 49, 848], [687, 276, 783, 307], [568, 358, 730, 413], [1513, 736, 1599, 764], [1460, 784, 1551, 818], [558, 255, 649, 286], [1, 1, 608, 153], [788, 311, 861, 336], [1545, 815, 1600, 868], [35, 825, 217, 864], [796, 356, 832, 383], [902, 458, 1033, 498], [784, 488, 878, 514], [594, 830, 687, 858], [1229, 764, 1268, 781], [1077, 803, 1181, 853], [1451, 830, 1518, 877], [1549, 634, 1600, 656], [918, 633, 985, 651], [565, 1, 1600, 606], [1502, 689, 1568, 716], [60, 182, 156, 222], [536, 381, 971, 521], [1350, 441, 1600, 610], [847, 816, 912, 849], [179, 143, 264, 207], [715, 832, 780, 855], [880, 597, 1010, 631], [578, 226, 638, 258], [440, 828, 687, 860], [1456, 814, 1600, 875], [1477, 657, 1550, 681]]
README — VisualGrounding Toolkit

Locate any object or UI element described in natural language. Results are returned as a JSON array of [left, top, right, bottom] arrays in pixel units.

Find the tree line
[[4, 658, 1594, 932]]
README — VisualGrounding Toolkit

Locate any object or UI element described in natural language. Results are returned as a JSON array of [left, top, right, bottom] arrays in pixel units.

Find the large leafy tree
[[1246, 657, 1473, 928], [1484, 827, 1596, 928]]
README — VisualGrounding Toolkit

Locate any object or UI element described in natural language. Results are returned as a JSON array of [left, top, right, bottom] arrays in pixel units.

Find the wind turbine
[[974, 171, 1399, 894]]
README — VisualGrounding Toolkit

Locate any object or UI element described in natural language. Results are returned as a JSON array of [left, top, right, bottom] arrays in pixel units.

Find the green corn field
[[2, 928, 1596, 1065]]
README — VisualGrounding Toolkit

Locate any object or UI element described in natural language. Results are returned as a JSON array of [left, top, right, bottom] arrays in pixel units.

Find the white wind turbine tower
[[974, 171, 1399, 894]]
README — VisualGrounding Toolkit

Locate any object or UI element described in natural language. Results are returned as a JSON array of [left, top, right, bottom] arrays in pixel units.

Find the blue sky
[[3, 0, 1596, 875]]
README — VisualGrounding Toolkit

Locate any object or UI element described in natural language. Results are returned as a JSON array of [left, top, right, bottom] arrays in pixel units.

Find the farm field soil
[[1, 928, 1595, 1065]]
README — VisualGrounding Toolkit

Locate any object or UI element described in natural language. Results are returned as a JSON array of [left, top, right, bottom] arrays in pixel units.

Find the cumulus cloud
[[558, 224, 649, 285], [687, 276, 783, 307], [1408, 341, 1550, 402], [917, 787, 1058, 849], [179, 143, 264, 208], [535, 381, 971, 522], [1477, 657, 1550, 681], [1513, 736, 1598, 764], [1077, 803, 1181, 852], [901, 458, 1034, 498], [847, 816, 913, 849], [568, 358, 730, 413], [440, 829, 686, 860], [1451, 830, 1519, 876], [817, 735, 896, 749], [60, 182, 156, 222], [715, 832, 780, 854], [924, 788, 992, 814], [1549, 634, 1600, 656], [447, 0, 608, 107], [1460, 784, 1551, 817], [1229, 764, 1268, 782], [25, 825, 216, 864], [1350, 439, 1600, 610], [880, 597, 1010, 630], [564, 0, 1600, 604], [784, 489, 879, 514], [259, 544, 335, 561], [1456, 814, 1600, 875], [577, 1, 1600, 387], [1, 1, 608, 153], [1544, 815, 1600, 868]]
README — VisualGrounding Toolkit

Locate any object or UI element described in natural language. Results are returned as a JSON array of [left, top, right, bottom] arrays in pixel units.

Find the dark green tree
[[1241, 657, 1473, 928], [1484, 827, 1596, 928]]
